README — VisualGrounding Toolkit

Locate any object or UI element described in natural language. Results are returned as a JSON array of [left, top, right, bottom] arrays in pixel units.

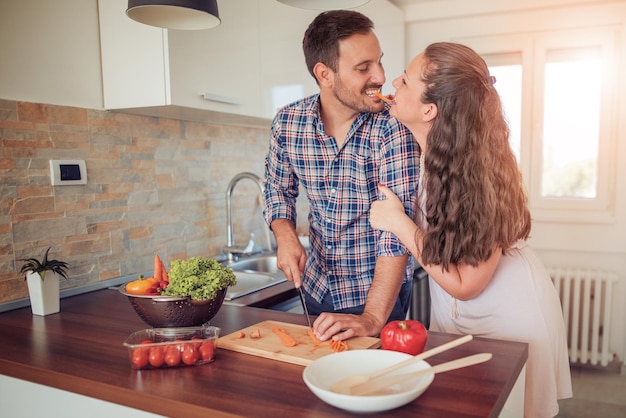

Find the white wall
[[397, 0, 626, 366]]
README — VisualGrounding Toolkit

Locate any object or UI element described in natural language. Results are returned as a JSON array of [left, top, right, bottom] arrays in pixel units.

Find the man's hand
[[312, 311, 383, 341], [270, 219, 307, 287]]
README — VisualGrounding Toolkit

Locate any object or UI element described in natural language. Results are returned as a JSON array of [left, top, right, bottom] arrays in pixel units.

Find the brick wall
[[0, 99, 303, 304]]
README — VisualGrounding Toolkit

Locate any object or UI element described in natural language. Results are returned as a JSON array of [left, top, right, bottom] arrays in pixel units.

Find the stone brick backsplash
[[0, 99, 308, 304]]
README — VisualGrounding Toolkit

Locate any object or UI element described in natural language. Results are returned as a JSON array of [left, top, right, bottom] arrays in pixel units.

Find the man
[[263, 10, 420, 341]]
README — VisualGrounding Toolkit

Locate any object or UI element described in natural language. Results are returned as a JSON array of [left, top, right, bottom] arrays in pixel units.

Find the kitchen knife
[[297, 286, 313, 329]]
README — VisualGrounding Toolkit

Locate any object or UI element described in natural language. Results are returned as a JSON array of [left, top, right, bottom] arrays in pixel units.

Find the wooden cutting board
[[218, 320, 381, 366]]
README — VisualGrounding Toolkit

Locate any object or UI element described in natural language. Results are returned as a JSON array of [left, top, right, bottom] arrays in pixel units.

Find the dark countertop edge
[[491, 341, 529, 416]]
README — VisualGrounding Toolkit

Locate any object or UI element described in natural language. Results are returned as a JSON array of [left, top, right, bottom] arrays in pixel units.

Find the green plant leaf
[[18, 247, 69, 280]]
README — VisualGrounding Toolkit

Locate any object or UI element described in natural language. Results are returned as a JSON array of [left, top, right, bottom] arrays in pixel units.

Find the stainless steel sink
[[228, 255, 280, 274], [224, 254, 286, 300]]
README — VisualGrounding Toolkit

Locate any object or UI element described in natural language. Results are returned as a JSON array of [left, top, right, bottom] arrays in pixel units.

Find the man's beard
[[332, 74, 383, 114]]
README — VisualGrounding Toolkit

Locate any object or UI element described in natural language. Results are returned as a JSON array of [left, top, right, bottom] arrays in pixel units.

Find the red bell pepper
[[380, 320, 428, 355]]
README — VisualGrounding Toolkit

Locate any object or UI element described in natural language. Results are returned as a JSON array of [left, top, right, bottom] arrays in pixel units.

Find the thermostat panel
[[49, 160, 87, 186]]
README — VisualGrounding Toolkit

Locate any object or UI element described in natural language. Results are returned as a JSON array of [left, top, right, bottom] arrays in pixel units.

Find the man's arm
[[312, 254, 408, 340], [362, 254, 408, 329]]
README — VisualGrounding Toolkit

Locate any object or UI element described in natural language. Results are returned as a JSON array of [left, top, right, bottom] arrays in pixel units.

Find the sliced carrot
[[272, 327, 297, 347], [329, 340, 349, 352], [308, 328, 322, 344], [154, 255, 162, 281], [236, 332, 245, 339], [250, 328, 261, 339]]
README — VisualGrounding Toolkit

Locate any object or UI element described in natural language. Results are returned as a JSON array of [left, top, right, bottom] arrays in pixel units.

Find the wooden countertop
[[0, 288, 527, 417]]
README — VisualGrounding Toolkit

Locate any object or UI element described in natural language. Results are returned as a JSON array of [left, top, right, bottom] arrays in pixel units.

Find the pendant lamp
[[127, 0, 220, 30], [276, 0, 370, 9]]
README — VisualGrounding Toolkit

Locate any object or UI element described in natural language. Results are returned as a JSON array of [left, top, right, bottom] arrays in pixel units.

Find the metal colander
[[119, 285, 227, 328]]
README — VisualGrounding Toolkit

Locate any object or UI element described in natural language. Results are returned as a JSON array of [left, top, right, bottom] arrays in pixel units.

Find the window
[[541, 48, 602, 199], [460, 28, 617, 222]]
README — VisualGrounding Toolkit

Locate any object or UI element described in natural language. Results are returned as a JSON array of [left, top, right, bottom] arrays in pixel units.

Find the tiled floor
[[556, 366, 626, 417]]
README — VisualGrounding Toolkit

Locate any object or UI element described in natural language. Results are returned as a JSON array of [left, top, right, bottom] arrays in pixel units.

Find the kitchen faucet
[[225, 172, 273, 262]]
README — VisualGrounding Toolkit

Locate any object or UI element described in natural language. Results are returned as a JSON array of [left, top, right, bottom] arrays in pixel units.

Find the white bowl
[[302, 349, 434, 413]]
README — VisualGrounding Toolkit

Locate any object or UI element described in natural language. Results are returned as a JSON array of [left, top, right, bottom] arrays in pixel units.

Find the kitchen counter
[[0, 288, 527, 417]]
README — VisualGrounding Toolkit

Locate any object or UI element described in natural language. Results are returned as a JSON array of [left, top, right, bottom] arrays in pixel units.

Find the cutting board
[[218, 320, 381, 366]]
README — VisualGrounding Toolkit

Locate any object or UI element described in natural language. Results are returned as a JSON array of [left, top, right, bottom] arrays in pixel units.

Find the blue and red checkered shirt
[[264, 94, 421, 310]]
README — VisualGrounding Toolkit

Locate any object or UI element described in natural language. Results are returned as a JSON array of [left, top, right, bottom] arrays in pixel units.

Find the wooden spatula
[[350, 352, 493, 396], [331, 334, 473, 394]]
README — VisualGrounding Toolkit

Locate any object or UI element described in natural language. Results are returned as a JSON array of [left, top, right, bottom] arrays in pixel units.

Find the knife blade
[[297, 286, 312, 329]]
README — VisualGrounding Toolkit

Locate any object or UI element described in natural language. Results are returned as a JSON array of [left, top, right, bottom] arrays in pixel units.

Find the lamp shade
[[126, 0, 220, 30], [276, 0, 370, 10]]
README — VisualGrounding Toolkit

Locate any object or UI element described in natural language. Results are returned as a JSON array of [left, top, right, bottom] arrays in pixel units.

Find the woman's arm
[[370, 185, 500, 300]]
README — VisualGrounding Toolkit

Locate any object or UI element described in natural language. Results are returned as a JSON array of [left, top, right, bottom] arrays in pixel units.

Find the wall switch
[[49, 160, 87, 186]]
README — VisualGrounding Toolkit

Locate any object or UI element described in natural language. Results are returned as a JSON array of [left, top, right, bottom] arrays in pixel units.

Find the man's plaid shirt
[[264, 94, 420, 310]]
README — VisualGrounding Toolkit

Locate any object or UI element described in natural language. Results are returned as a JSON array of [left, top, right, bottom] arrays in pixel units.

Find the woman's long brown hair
[[417, 42, 531, 270]]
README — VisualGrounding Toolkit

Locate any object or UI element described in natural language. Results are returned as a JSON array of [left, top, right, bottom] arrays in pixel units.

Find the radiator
[[548, 267, 618, 366]]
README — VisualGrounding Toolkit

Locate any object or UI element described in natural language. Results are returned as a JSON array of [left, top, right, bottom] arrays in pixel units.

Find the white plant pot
[[26, 271, 60, 316]]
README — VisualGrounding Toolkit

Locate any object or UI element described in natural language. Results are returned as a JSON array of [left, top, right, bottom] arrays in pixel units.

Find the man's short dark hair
[[302, 10, 374, 80]]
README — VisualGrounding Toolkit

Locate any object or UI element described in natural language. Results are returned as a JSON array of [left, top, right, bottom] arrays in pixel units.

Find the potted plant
[[19, 247, 69, 316]]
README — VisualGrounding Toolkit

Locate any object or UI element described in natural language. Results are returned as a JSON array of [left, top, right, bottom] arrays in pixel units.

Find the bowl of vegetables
[[120, 256, 236, 328]]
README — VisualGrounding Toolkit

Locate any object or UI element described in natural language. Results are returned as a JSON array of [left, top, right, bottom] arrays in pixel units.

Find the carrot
[[250, 328, 261, 339], [308, 328, 322, 344], [311, 340, 349, 352], [154, 255, 162, 281], [374, 92, 393, 104], [236, 332, 245, 339], [329, 340, 348, 352], [161, 259, 169, 283], [272, 327, 297, 347]]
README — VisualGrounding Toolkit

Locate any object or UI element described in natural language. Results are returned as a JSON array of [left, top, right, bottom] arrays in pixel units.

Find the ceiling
[[389, 0, 446, 5]]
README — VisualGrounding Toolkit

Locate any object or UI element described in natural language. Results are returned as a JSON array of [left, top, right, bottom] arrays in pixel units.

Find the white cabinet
[[99, 0, 263, 122], [98, 0, 404, 122]]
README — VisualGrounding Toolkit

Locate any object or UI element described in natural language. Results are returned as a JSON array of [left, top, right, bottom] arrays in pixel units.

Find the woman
[[370, 42, 572, 417]]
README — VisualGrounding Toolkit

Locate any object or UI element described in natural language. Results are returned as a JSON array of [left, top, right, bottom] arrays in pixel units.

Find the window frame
[[456, 27, 618, 223]]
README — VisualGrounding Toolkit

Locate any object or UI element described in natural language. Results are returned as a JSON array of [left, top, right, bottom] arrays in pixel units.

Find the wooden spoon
[[331, 334, 473, 395], [350, 352, 493, 396]]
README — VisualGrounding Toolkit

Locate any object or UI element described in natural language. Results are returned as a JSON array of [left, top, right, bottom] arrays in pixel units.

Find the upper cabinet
[[98, 0, 405, 123]]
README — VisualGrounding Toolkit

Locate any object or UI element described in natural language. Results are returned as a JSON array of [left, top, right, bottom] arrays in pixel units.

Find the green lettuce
[[161, 257, 236, 301]]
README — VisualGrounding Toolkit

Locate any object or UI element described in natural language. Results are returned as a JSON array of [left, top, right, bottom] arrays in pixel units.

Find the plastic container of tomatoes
[[123, 326, 220, 370]]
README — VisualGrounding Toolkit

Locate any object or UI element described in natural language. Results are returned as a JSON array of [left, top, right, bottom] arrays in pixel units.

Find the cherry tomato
[[199, 341, 215, 361], [164, 346, 181, 367], [172, 339, 185, 353], [131, 348, 149, 369], [191, 337, 203, 349], [181, 346, 200, 365], [148, 346, 165, 367]]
